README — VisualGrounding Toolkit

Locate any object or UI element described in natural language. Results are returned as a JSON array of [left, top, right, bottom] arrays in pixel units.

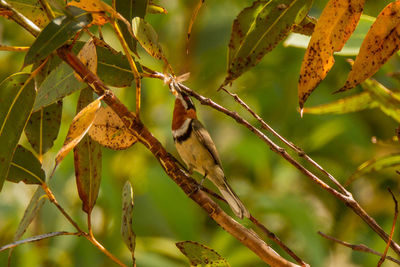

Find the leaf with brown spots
[[121, 181, 136, 264], [298, 0, 364, 109], [54, 95, 102, 168], [7, 0, 55, 28], [222, 0, 313, 87], [132, 17, 165, 60], [67, 0, 108, 25], [339, 2, 400, 92], [89, 106, 137, 150], [74, 38, 97, 82], [176, 241, 230, 266], [74, 88, 102, 214]]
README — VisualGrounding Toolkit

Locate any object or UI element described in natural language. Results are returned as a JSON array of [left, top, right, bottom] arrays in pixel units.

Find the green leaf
[[121, 181, 135, 261], [116, 0, 148, 53], [7, 0, 52, 28], [1, 231, 70, 252], [284, 14, 375, 56], [25, 102, 63, 155], [7, 145, 45, 185], [176, 241, 230, 267], [33, 62, 85, 111], [361, 79, 400, 123], [347, 153, 400, 185], [302, 92, 378, 115], [0, 73, 36, 191], [73, 88, 102, 214], [132, 17, 164, 60], [24, 6, 92, 67], [96, 41, 136, 87], [223, 0, 313, 86]]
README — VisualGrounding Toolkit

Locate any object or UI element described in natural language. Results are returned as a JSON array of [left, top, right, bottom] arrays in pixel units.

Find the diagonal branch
[[57, 46, 302, 267]]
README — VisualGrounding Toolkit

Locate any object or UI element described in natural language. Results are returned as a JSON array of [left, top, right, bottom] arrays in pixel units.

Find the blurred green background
[[1, 0, 400, 266]]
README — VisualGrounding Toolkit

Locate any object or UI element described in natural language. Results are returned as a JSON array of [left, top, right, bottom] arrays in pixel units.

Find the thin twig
[[85, 234, 127, 267], [318, 231, 400, 265], [377, 189, 399, 267], [0, 45, 29, 51], [221, 87, 349, 196]]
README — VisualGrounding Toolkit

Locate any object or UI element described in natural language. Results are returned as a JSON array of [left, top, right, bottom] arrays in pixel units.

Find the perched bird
[[171, 89, 249, 219]]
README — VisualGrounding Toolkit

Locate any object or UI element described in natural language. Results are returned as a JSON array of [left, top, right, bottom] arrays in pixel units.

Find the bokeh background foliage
[[1, 0, 400, 266]]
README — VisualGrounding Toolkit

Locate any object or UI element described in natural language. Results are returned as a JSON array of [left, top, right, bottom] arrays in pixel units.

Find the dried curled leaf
[[88, 106, 137, 150], [68, 0, 109, 25], [55, 96, 102, 167], [74, 38, 97, 82], [176, 241, 230, 266], [339, 2, 400, 92], [298, 0, 364, 109], [74, 89, 102, 214]]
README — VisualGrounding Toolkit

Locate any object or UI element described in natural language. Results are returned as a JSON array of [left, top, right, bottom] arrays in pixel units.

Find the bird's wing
[[191, 119, 223, 168]]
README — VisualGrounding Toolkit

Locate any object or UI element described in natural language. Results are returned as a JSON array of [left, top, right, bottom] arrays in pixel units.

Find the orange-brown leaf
[[55, 97, 102, 166], [74, 38, 97, 82], [339, 2, 400, 92], [298, 0, 364, 109], [68, 0, 109, 25], [88, 106, 137, 150]]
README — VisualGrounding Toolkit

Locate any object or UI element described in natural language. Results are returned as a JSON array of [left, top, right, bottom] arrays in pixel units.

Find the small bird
[[171, 88, 249, 219]]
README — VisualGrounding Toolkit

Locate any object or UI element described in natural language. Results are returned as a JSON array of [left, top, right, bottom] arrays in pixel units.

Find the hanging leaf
[[284, 14, 375, 56], [7, 0, 52, 28], [116, 0, 148, 53], [222, 0, 313, 87], [0, 73, 36, 191], [339, 2, 400, 92], [94, 38, 137, 87], [298, 0, 364, 109], [7, 145, 45, 185], [54, 95, 102, 167], [346, 153, 400, 186], [121, 181, 136, 264], [74, 88, 102, 214], [302, 91, 377, 115], [186, 0, 204, 53], [132, 17, 164, 60], [74, 38, 98, 82], [176, 241, 230, 267], [25, 102, 63, 156], [34, 62, 85, 111], [89, 106, 137, 150], [23, 6, 92, 67]]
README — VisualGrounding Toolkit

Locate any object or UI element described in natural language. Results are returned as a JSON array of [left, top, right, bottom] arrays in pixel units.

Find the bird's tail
[[217, 180, 250, 219]]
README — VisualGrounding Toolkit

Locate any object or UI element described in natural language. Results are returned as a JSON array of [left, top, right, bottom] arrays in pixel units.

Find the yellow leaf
[[88, 106, 137, 150], [68, 0, 111, 25], [339, 2, 400, 92], [298, 0, 364, 109], [55, 97, 102, 166], [74, 38, 97, 82]]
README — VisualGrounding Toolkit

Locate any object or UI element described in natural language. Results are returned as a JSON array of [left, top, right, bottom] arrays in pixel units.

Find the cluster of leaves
[[1, 0, 400, 265]]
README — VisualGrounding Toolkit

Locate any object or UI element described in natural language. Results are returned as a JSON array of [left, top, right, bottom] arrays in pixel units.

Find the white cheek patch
[[172, 118, 191, 138]]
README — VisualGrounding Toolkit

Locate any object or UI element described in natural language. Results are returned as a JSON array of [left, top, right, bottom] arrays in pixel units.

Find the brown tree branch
[[57, 46, 301, 267], [318, 231, 400, 265], [163, 80, 400, 257]]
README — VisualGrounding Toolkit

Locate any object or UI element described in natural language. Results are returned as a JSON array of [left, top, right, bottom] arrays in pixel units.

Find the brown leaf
[[74, 38, 97, 82], [339, 2, 400, 92], [298, 0, 364, 109], [88, 106, 137, 150], [74, 88, 102, 214], [55, 96, 102, 167]]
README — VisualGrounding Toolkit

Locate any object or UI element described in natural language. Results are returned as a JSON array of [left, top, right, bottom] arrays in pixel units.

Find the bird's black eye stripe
[[183, 95, 196, 111]]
